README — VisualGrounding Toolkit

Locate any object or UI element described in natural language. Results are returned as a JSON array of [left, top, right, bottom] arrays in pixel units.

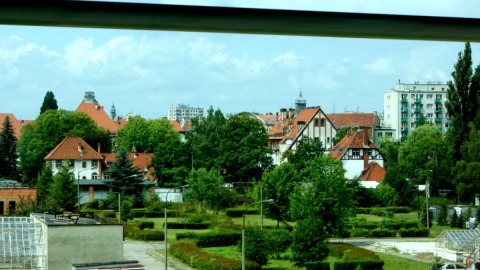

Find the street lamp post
[[242, 199, 274, 270], [233, 182, 264, 229], [165, 185, 189, 270]]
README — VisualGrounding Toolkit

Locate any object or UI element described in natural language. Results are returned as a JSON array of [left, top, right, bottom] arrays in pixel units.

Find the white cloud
[[363, 57, 395, 75]]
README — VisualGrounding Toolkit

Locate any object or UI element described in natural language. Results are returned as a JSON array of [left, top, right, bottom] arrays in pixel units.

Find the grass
[[377, 252, 431, 270]]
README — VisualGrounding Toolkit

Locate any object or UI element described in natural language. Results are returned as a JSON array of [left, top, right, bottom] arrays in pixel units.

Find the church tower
[[295, 91, 307, 116], [110, 102, 117, 120]]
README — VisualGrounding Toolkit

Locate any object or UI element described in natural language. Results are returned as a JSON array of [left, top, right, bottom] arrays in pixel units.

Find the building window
[[82, 161, 87, 168], [401, 94, 407, 98], [427, 104, 433, 109], [387, 95, 390, 100], [104, 174, 111, 180], [427, 113, 433, 118], [107, 162, 113, 167], [411, 103, 415, 108], [411, 94, 415, 99], [352, 149, 360, 157], [386, 132, 393, 137], [327, 137, 330, 144], [320, 119, 325, 127], [378, 132, 383, 137], [92, 173, 98, 180], [314, 137, 320, 143], [411, 123, 415, 127], [92, 160, 98, 168], [68, 159, 74, 168], [314, 119, 319, 127], [56, 160, 61, 168], [427, 94, 433, 99]]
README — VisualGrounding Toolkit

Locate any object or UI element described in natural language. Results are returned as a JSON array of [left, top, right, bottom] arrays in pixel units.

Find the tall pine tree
[[106, 147, 144, 206], [40, 91, 58, 114], [445, 42, 480, 162], [0, 115, 19, 180]]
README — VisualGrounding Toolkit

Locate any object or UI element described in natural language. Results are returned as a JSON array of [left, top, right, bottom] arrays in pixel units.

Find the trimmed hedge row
[[333, 260, 384, 270], [133, 210, 180, 218], [398, 227, 430, 237], [304, 261, 330, 270], [366, 228, 397, 238], [349, 219, 419, 230], [125, 228, 164, 241], [328, 243, 380, 260], [356, 206, 411, 214], [225, 208, 259, 217], [138, 221, 154, 230], [263, 225, 294, 231], [165, 222, 210, 230], [170, 240, 260, 270], [176, 231, 242, 247]]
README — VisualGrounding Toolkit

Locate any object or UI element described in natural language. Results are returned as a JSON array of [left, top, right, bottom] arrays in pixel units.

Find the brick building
[[0, 181, 36, 214]]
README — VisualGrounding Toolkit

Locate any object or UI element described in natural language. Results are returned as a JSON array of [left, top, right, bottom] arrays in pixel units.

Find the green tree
[[120, 195, 135, 223], [445, 42, 480, 163], [437, 203, 448, 226], [217, 113, 273, 183], [415, 115, 429, 127], [186, 106, 226, 170], [375, 183, 399, 207], [40, 91, 58, 114], [0, 115, 19, 179], [289, 155, 354, 266], [453, 124, 480, 202], [332, 126, 355, 145], [17, 110, 111, 184], [286, 137, 324, 171], [36, 165, 54, 208], [261, 162, 300, 227], [106, 147, 144, 206], [49, 163, 78, 211], [184, 168, 235, 214], [346, 179, 379, 207], [420, 203, 433, 229], [398, 125, 453, 196], [116, 116, 151, 153], [450, 210, 458, 228], [238, 227, 271, 267]]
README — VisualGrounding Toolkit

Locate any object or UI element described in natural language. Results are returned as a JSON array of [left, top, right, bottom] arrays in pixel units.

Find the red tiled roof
[[169, 119, 191, 133], [255, 114, 278, 125], [45, 137, 104, 160], [327, 113, 376, 129], [329, 129, 377, 160], [360, 162, 386, 181], [0, 113, 34, 139], [102, 152, 155, 181], [76, 100, 126, 133], [268, 107, 319, 138]]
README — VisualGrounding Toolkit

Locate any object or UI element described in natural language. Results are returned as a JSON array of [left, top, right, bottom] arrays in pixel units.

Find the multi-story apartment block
[[383, 82, 449, 141], [168, 104, 204, 121]]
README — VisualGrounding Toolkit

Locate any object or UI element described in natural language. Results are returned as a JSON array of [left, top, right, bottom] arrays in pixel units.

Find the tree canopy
[[49, 163, 77, 211], [40, 91, 58, 115]]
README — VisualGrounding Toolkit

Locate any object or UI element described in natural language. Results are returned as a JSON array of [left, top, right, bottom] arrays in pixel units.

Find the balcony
[[435, 117, 442, 123], [438, 127, 443, 132], [436, 108, 442, 113], [402, 127, 408, 132], [401, 98, 408, 103], [401, 117, 408, 123], [414, 108, 421, 113], [435, 98, 442, 104], [402, 107, 408, 112], [415, 98, 422, 103]]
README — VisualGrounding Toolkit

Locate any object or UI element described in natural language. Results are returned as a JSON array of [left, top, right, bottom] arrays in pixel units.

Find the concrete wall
[[46, 224, 123, 270]]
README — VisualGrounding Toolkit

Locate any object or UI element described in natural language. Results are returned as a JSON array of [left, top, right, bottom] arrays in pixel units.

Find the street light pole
[[242, 199, 274, 270], [165, 185, 189, 270]]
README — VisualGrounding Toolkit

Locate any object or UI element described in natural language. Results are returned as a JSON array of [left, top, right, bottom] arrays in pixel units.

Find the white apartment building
[[168, 104, 204, 121], [383, 82, 449, 141]]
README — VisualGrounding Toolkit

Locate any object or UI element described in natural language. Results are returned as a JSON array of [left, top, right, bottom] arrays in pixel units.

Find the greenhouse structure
[[434, 229, 480, 263]]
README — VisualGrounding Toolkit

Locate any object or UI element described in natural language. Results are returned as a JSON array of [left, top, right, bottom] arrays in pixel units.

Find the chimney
[[280, 108, 287, 121], [97, 143, 101, 153], [363, 127, 369, 146], [288, 108, 294, 119]]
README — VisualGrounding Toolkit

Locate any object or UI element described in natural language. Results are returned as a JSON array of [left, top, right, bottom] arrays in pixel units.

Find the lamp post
[[242, 199, 274, 270], [165, 185, 189, 270], [233, 182, 264, 229]]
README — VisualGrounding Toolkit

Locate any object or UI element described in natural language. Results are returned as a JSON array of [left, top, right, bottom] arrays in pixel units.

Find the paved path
[[123, 240, 193, 270]]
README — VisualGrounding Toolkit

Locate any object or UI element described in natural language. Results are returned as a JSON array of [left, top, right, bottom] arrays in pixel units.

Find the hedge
[[170, 240, 260, 270], [333, 260, 384, 270], [356, 206, 412, 214], [176, 231, 242, 247], [365, 228, 397, 238], [398, 227, 430, 237], [125, 228, 164, 241], [225, 208, 259, 217], [133, 210, 179, 218], [328, 243, 380, 260], [304, 261, 330, 270], [138, 221, 154, 230], [165, 222, 210, 230], [262, 225, 294, 231]]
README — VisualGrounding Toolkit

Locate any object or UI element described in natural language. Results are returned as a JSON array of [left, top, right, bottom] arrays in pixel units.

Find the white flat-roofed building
[[168, 104, 203, 121]]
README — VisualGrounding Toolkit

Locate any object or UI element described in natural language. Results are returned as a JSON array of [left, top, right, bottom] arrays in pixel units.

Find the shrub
[[366, 228, 396, 238], [124, 225, 164, 241], [328, 243, 380, 260], [350, 228, 367, 237], [398, 227, 429, 237], [265, 229, 293, 257], [83, 198, 108, 210], [170, 240, 260, 270], [176, 231, 242, 247], [225, 208, 259, 217], [333, 260, 384, 270], [138, 221, 155, 230], [370, 207, 394, 218], [188, 213, 205, 223], [237, 228, 271, 266], [103, 211, 116, 218], [304, 261, 330, 270], [166, 222, 209, 230]]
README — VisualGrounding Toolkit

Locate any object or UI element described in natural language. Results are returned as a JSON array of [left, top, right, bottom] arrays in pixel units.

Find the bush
[[176, 231, 242, 247], [102, 211, 116, 218], [83, 198, 108, 209], [333, 260, 384, 270], [366, 228, 396, 238], [166, 222, 209, 230], [188, 214, 205, 223], [170, 240, 261, 270], [263, 225, 294, 231], [304, 261, 330, 270], [328, 243, 380, 260], [266, 229, 293, 257], [238, 228, 271, 266], [398, 227, 429, 237], [138, 221, 155, 230], [370, 207, 394, 218], [350, 228, 367, 237], [225, 208, 259, 217], [124, 225, 164, 241]]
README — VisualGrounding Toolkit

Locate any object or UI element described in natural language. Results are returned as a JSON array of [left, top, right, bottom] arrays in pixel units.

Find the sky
[[1, 0, 480, 120]]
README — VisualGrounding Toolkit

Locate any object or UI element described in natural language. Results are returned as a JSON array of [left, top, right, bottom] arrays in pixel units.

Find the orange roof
[[360, 162, 386, 181], [76, 100, 126, 133], [255, 114, 278, 125], [268, 107, 319, 138], [0, 113, 33, 139], [102, 152, 155, 181], [45, 137, 104, 160], [327, 113, 376, 129], [169, 119, 191, 133], [329, 129, 378, 160]]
